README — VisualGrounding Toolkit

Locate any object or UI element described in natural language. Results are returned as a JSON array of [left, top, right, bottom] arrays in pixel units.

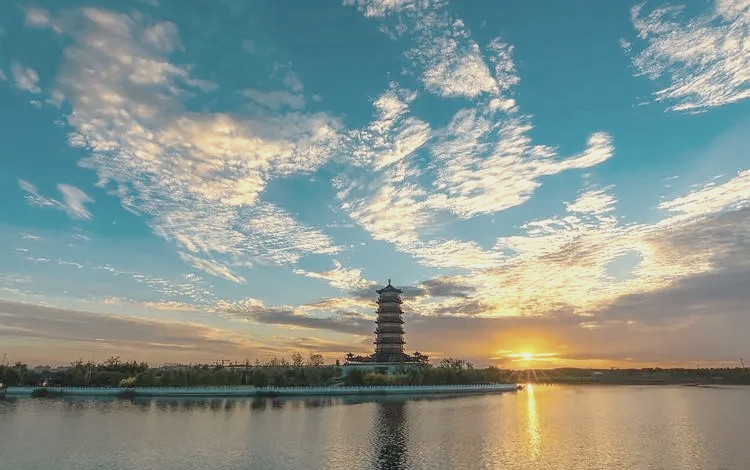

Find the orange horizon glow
[[486, 349, 745, 370]]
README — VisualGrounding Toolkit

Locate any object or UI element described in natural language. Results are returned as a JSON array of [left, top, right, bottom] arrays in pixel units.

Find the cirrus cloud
[[628, 0, 750, 112]]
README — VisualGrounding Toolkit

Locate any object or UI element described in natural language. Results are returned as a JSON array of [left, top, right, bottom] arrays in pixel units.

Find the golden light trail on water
[[524, 383, 541, 460]]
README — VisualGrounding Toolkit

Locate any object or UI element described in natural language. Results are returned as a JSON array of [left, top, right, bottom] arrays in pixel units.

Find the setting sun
[[523, 352, 533, 361]]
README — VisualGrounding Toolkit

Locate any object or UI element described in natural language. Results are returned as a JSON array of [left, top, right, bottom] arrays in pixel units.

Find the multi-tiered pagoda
[[373, 279, 406, 362], [344, 279, 429, 369]]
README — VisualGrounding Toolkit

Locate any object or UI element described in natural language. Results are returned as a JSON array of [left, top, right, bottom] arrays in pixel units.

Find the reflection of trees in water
[[373, 402, 407, 470], [127, 395, 465, 414], [140, 398, 241, 412], [132, 397, 348, 412]]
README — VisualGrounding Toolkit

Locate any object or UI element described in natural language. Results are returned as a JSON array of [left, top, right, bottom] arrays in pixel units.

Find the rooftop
[[376, 279, 403, 294]]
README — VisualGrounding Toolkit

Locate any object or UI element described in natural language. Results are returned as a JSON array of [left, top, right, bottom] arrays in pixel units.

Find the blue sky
[[1, 0, 749, 367]]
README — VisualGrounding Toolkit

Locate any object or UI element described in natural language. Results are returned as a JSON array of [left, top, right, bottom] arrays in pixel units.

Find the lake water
[[1, 385, 749, 470]]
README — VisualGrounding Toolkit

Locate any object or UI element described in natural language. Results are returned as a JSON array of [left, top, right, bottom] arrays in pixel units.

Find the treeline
[[5, 356, 749, 388], [523, 367, 750, 385], [344, 362, 512, 386], [1, 355, 514, 388], [0, 354, 339, 388]]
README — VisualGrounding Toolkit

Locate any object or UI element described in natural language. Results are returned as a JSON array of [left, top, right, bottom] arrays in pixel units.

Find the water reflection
[[525, 384, 541, 460], [372, 402, 408, 470], [3, 388, 750, 470], [126, 396, 350, 412]]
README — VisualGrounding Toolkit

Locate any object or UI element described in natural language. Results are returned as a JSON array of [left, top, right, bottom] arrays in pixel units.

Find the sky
[[0, 0, 749, 368]]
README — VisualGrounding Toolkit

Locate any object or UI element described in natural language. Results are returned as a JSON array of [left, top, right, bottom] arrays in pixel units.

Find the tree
[[103, 355, 121, 370], [344, 368, 365, 386], [440, 357, 471, 369], [119, 377, 137, 388], [412, 351, 430, 366], [251, 370, 269, 387], [292, 352, 304, 368], [308, 354, 324, 367], [2, 367, 20, 386]]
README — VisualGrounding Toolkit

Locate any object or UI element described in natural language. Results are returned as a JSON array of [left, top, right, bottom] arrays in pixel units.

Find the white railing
[[4, 383, 518, 397]]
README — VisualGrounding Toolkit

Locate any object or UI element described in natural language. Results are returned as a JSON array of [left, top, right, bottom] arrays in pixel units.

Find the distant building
[[343, 279, 426, 375]]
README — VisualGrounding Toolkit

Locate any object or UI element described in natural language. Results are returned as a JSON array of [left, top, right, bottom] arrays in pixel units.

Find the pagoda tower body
[[373, 279, 406, 362]]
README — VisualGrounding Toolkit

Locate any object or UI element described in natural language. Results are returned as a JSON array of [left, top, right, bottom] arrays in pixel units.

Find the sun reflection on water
[[525, 383, 541, 460]]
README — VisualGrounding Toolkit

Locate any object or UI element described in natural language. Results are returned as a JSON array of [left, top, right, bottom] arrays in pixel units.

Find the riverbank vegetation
[[525, 367, 750, 385], [0, 355, 340, 388], [343, 359, 510, 386], [2, 356, 749, 387]]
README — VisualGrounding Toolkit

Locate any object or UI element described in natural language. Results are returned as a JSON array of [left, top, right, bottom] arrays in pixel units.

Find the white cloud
[[404, 8, 505, 100], [658, 169, 750, 222], [45, 90, 65, 108], [90, 265, 217, 307], [566, 188, 616, 215], [404, 169, 750, 322], [11, 61, 41, 93], [294, 260, 374, 290], [422, 39, 498, 98], [57, 259, 84, 269], [141, 300, 202, 311], [142, 22, 180, 53], [411, 239, 504, 270], [283, 70, 304, 92], [428, 112, 614, 218], [178, 251, 245, 284], [339, 1, 616, 272], [366, 4, 518, 102], [57, 184, 95, 219], [0, 69, 6, 81], [36, 8, 341, 279], [25, 8, 51, 28], [628, 0, 750, 111], [338, 160, 432, 247], [19, 180, 95, 220], [348, 84, 430, 169], [342, 0, 430, 18]]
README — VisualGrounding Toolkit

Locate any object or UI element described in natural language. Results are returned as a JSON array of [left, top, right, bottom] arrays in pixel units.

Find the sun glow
[[492, 351, 562, 366]]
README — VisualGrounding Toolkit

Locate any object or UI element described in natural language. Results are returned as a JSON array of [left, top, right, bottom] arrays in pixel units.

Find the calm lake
[[1, 385, 749, 470]]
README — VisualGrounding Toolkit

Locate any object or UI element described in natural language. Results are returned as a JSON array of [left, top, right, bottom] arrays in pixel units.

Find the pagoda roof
[[376, 278, 403, 294]]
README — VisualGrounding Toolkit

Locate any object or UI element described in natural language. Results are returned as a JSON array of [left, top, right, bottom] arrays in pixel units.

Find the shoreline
[[4, 383, 520, 399], [527, 380, 750, 386]]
